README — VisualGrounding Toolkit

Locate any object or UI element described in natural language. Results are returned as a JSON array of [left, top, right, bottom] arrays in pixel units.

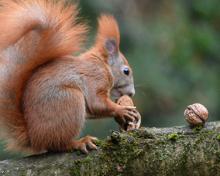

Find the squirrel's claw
[[74, 135, 98, 154]]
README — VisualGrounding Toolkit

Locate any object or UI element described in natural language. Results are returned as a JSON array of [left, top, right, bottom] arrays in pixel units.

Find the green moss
[[216, 134, 220, 141], [70, 155, 94, 176], [129, 128, 155, 139], [55, 126, 220, 175], [70, 131, 145, 175], [167, 133, 179, 141], [75, 150, 82, 156], [95, 139, 109, 148], [192, 124, 204, 132]]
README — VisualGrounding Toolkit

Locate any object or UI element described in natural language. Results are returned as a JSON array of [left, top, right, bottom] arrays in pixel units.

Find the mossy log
[[1, 122, 220, 176]]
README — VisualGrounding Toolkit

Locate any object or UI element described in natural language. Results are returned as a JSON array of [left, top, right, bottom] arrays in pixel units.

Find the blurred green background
[[0, 0, 220, 160]]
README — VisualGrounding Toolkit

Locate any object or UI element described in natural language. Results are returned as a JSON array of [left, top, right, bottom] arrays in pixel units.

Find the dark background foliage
[[0, 0, 219, 159]]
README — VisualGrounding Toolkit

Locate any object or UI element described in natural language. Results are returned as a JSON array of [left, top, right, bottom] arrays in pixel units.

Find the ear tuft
[[95, 15, 120, 55]]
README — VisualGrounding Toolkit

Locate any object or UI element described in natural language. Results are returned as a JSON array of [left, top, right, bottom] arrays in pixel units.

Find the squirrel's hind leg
[[24, 86, 87, 152]]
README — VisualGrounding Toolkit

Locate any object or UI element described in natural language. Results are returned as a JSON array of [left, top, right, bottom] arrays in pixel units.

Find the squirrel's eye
[[123, 67, 130, 76]]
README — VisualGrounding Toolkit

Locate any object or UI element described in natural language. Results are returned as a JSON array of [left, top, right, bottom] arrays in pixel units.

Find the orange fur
[[0, 0, 86, 152], [95, 15, 120, 58], [0, 0, 137, 154]]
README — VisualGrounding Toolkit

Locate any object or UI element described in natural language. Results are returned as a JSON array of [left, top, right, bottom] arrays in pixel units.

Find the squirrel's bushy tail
[[0, 0, 87, 152]]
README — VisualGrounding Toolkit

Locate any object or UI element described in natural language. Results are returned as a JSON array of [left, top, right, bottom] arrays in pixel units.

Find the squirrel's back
[[0, 0, 87, 152]]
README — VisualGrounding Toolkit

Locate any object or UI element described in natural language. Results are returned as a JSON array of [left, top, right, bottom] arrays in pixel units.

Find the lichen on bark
[[1, 121, 220, 176]]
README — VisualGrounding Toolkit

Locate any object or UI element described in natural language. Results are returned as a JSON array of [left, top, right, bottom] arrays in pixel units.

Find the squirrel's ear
[[95, 15, 120, 56], [105, 39, 117, 55]]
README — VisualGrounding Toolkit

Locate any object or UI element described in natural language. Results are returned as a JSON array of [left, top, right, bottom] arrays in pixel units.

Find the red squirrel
[[0, 0, 139, 154]]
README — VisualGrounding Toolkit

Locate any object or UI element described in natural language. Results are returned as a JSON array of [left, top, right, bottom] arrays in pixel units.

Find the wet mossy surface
[[1, 122, 220, 176]]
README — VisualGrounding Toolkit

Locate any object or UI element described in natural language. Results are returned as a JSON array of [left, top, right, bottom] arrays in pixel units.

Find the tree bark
[[1, 121, 220, 176]]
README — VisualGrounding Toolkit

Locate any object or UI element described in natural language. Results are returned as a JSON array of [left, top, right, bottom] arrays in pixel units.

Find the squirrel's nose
[[127, 89, 135, 97]]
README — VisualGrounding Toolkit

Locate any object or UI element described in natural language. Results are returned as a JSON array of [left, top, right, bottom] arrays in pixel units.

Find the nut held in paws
[[117, 95, 134, 106], [116, 95, 141, 131], [184, 103, 208, 126]]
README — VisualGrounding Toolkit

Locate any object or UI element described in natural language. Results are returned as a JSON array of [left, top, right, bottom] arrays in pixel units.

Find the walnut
[[117, 95, 134, 106], [116, 95, 141, 131], [184, 103, 208, 126]]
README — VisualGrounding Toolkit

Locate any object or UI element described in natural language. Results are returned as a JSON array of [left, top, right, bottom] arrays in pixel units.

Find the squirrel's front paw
[[115, 105, 139, 123], [126, 111, 141, 131], [114, 95, 141, 131], [114, 106, 141, 131]]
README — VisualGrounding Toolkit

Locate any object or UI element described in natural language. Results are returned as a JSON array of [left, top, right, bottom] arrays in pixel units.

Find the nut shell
[[184, 103, 208, 126], [117, 95, 134, 106]]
